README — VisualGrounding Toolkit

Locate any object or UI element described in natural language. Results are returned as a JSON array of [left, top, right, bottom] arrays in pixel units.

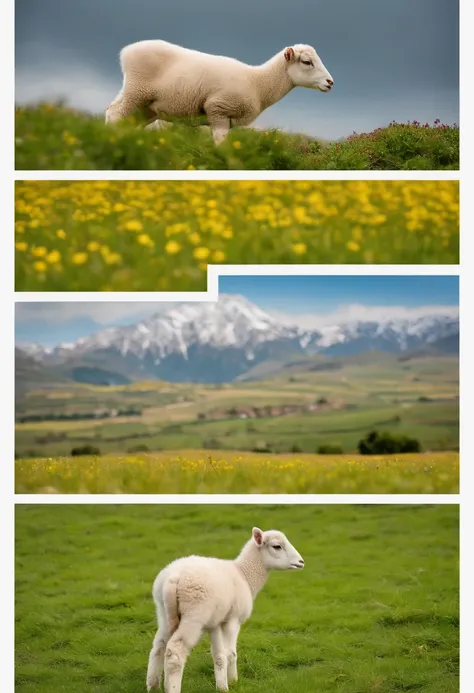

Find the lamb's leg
[[105, 83, 143, 124], [147, 609, 172, 691], [144, 119, 174, 132], [164, 620, 202, 693], [210, 626, 228, 691], [221, 620, 240, 684], [208, 117, 231, 145]]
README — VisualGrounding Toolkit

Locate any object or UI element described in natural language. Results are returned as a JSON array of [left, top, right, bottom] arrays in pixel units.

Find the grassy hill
[[15, 104, 459, 170], [15, 354, 459, 458], [15, 504, 459, 692]]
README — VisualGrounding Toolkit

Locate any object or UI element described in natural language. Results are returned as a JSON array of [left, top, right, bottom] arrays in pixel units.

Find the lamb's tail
[[162, 576, 180, 634]]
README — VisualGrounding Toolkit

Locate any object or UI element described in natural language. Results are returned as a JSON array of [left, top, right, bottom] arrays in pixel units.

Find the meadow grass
[[15, 180, 459, 291], [15, 104, 459, 171], [15, 504, 459, 693], [15, 450, 459, 494]]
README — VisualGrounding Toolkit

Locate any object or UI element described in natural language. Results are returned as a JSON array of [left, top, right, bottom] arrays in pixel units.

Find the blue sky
[[15, 0, 458, 139], [219, 276, 459, 313], [16, 275, 459, 346]]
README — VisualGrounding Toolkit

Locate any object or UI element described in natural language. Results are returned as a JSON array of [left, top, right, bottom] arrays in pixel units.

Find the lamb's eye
[[273, 545, 282, 550], [301, 60, 313, 66]]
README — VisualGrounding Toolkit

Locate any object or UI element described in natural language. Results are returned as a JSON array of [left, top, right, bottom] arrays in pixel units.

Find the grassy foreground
[[15, 104, 459, 170], [15, 180, 459, 291], [15, 450, 459, 494], [15, 504, 459, 693]]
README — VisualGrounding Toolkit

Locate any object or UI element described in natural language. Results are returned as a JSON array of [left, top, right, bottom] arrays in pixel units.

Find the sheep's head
[[252, 527, 305, 571], [284, 44, 334, 92]]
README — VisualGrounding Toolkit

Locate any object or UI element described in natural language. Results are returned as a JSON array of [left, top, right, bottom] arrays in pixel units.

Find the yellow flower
[[32, 246, 47, 257], [211, 250, 226, 263], [46, 250, 61, 264], [291, 243, 307, 255], [137, 233, 155, 248], [34, 261, 47, 272], [159, 138, 166, 144], [125, 220, 143, 232], [56, 229, 66, 239], [165, 240, 182, 255], [193, 247, 210, 260], [87, 241, 100, 252], [187, 165, 196, 170], [233, 141, 242, 149], [113, 203, 127, 213], [347, 240, 360, 252], [189, 232, 201, 245], [103, 252, 121, 265], [72, 252, 88, 265], [15, 242, 28, 252]]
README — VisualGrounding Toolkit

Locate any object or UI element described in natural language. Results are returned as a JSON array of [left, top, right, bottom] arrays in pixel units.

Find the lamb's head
[[284, 44, 333, 92], [252, 527, 304, 571]]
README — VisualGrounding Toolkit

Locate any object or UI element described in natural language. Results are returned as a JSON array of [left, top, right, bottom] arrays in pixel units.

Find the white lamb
[[146, 527, 304, 693], [106, 41, 334, 143]]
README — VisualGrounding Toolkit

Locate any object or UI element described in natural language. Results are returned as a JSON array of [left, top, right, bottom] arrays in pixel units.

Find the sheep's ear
[[252, 527, 264, 546], [284, 47, 295, 63]]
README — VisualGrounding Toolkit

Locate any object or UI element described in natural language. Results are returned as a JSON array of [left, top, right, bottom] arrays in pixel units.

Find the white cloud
[[15, 302, 165, 325], [16, 61, 116, 112], [270, 303, 459, 330]]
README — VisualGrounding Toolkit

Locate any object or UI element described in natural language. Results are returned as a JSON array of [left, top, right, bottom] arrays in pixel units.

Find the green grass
[[15, 504, 459, 693], [15, 104, 459, 170], [14, 450, 459, 494]]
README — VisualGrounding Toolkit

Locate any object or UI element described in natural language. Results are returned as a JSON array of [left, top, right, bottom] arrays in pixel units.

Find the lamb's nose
[[326, 78, 334, 87], [299, 558, 305, 566]]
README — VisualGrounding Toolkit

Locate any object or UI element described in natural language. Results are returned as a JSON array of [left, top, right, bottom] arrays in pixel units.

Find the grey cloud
[[16, 0, 459, 137]]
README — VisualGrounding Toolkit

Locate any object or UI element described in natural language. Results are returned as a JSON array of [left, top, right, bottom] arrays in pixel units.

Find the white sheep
[[106, 41, 333, 143], [146, 527, 304, 693]]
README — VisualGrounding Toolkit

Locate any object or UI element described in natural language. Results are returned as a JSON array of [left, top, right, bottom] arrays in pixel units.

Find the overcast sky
[[16, 276, 459, 346], [15, 0, 459, 138]]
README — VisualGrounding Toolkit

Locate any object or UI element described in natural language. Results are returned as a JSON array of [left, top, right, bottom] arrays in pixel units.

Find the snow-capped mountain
[[16, 295, 459, 384]]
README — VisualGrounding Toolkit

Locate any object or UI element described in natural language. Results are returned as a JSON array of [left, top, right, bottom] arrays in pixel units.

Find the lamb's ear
[[284, 47, 295, 63], [252, 527, 264, 546]]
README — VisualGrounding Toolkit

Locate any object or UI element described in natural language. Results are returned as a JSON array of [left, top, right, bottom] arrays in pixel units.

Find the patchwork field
[[16, 355, 460, 458], [15, 504, 459, 693], [15, 179, 459, 291]]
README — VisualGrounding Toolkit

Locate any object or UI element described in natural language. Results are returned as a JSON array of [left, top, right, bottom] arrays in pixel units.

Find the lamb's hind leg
[[147, 607, 172, 691], [164, 620, 203, 693], [105, 81, 144, 124], [222, 619, 240, 684], [210, 626, 228, 691]]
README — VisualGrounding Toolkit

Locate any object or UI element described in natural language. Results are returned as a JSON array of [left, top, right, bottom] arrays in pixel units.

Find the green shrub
[[358, 430, 421, 455], [71, 445, 101, 456], [317, 444, 344, 454]]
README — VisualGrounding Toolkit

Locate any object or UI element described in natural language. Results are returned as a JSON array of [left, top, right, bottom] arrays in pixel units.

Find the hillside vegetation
[[15, 104, 459, 170], [16, 504, 459, 692], [15, 179, 459, 291], [15, 450, 459, 494]]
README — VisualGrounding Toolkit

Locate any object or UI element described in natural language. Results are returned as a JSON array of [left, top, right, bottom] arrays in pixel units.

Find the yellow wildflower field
[[15, 450, 459, 494], [15, 180, 459, 291]]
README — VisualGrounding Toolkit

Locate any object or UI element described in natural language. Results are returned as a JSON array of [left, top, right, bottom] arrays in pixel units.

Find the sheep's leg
[[144, 119, 174, 132], [164, 620, 202, 693], [221, 620, 240, 684], [147, 612, 172, 691], [208, 117, 231, 145], [210, 626, 228, 691], [105, 84, 143, 124]]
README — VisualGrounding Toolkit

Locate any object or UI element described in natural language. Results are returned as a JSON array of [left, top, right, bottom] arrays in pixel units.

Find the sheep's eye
[[302, 60, 313, 66], [273, 544, 282, 550]]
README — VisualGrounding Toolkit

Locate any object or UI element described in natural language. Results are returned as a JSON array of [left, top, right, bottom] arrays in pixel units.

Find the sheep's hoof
[[146, 676, 160, 691]]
